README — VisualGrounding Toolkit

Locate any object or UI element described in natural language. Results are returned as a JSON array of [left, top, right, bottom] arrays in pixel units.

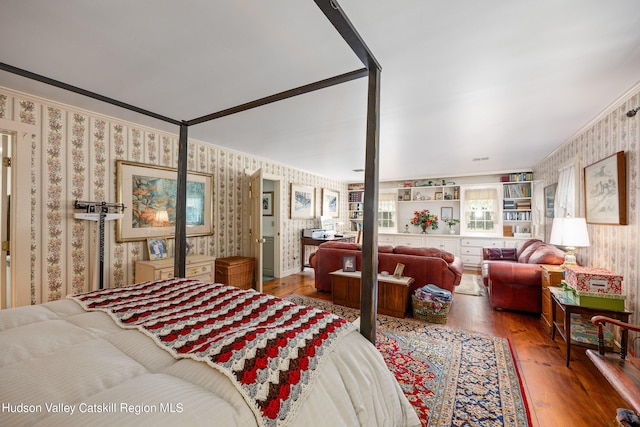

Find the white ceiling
[[1, 0, 639, 182]]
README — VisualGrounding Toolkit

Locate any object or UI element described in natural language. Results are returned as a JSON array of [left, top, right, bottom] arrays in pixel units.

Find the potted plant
[[443, 218, 460, 234], [411, 209, 438, 233]]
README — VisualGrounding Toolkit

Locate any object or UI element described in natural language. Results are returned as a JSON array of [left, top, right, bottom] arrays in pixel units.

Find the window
[[377, 191, 396, 231], [460, 185, 502, 236]]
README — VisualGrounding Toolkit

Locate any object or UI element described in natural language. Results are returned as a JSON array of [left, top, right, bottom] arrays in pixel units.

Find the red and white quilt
[[70, 278, 356, 427]]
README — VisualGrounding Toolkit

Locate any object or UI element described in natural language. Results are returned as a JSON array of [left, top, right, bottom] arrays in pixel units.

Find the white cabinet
[[378, 233, 397, 246], [460, 238, 504, 269], [394, 234, 426, 247], [425, 236, 459, 256], [377, 233, 460, 256]]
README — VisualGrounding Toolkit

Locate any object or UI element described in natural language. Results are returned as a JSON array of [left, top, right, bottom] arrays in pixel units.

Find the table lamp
[[549, 216, 590, 265]]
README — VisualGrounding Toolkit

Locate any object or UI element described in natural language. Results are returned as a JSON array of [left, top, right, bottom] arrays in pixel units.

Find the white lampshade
[[549, 216, 590, 264]]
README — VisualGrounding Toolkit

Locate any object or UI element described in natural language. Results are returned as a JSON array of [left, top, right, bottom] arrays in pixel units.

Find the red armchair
[[481, 239, 565, 313]]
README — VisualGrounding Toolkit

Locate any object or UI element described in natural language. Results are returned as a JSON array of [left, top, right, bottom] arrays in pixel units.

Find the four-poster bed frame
[[0, 0, 382, 343]]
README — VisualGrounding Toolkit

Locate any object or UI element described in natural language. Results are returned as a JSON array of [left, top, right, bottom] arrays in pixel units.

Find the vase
[[420, 224, 427, 234], [449, 228, 455, 235]]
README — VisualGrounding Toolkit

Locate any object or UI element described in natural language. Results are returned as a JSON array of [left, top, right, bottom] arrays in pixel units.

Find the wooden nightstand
[[135, 255, 216, 283], [540, 264, 565, 333]]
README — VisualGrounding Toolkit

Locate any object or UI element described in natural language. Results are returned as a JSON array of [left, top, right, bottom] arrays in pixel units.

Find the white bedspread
[[0, 298, 419, 427]]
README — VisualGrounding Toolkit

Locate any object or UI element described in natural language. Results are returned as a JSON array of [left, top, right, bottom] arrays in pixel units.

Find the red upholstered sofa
[[481, 239, 566, 313], [308, 241, 463, 294]]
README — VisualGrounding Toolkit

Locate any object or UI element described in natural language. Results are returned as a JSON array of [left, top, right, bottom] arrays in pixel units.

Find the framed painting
[[262, 192, 274, 216], [544, 183, 556, 218], [116, 160, 213, 242], [322, 188, 339, 217], [147, 238, 168, 260], [584, 151, 627, 225], [290, 184, 315, 219], [441, 206, 453, 220]]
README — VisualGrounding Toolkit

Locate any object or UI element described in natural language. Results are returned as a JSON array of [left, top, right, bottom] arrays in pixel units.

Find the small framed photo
[[342, 255, 356, 272], [262, 191, 274, 216], [434, 192, 443, 200], [393, 263, 405, 279], [441, 206, 453, 220], [147, 238, 169, 260]]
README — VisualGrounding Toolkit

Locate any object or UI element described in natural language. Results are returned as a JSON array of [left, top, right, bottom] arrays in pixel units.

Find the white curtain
[[531, 180, 545, 239], [555, 163, 576, 217]]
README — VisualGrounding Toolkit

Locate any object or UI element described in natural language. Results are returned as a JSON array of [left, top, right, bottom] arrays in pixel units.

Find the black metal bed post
[[360, 66, 381, 344], [174, 123, 189, 278]]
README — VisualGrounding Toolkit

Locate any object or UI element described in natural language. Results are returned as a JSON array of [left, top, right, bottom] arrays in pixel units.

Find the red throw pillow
[[378, 245, 394, 253], [486, 248, 517, 261]]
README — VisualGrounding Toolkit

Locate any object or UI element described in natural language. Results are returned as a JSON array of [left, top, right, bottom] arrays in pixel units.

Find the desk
[[300, 235, 355, 271], [550, 287, 632, 367], [329, 269, 415, 318]]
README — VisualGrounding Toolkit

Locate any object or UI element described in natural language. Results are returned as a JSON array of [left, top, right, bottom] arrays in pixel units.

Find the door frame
[[0, 118, 37, 307]]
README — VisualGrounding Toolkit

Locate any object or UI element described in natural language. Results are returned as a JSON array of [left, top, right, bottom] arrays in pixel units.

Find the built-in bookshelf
[[348, 183, 364, 231], [501, 173, 533, 238]]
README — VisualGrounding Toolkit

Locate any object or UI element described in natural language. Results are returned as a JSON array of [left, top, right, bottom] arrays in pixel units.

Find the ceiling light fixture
[[472, 156, 489, 162], [626, 107, 640, 117], [352, 168, 365, 172]]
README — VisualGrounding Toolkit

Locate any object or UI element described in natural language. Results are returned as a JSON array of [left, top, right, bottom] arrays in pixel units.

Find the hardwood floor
[[263, 270, 629, 427]]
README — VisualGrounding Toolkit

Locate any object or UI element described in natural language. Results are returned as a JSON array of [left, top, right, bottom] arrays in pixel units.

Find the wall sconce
[[626, 107, 640, 118], [549, 216, 590, 265]]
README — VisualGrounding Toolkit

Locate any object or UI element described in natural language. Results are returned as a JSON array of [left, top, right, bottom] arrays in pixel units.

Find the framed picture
[[116, 160, 213, 242], [544, 183, 557, 218], [441, 206, 453, 220], [393, 263, 405, 279], [434, 191, 443, 200], [584, 151, 627, 225], [322, 188, 339, 217], [290, 184, 315, 219], [262, 191, 274, 216], [342, 255, 356, 272], [147, 238, 168, 260]]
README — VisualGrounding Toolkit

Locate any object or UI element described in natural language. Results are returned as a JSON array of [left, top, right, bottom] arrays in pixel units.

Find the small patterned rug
[[454, 273, 485, 296], [285, 295, 531, 427]]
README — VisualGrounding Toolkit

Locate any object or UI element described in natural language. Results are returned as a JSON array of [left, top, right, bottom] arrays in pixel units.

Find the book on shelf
[[501, 172, 533, 182]]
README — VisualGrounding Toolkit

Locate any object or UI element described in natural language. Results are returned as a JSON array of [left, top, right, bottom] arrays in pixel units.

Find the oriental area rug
[[285, 295, 531, 427]]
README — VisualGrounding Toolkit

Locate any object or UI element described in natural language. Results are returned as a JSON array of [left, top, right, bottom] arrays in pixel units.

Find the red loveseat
[[308, 241, 463, 293], [481, 239, 566, 313]]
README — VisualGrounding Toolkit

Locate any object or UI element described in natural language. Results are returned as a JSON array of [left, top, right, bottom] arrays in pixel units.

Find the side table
[[540, 264, 565, 333], [329, 269, 415, 318], [550, 287, 632, 367]]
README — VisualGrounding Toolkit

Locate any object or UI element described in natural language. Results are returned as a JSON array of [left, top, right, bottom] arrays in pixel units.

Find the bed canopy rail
[[0, 0, 382, 343]]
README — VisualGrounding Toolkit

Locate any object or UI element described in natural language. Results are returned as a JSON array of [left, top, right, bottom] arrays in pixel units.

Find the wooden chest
[[215, 256, 255, 290]]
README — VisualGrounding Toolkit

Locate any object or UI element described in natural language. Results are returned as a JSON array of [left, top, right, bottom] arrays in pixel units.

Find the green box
[[571, 291, 626, 310]]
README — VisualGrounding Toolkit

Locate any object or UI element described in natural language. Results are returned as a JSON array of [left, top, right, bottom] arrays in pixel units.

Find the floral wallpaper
[[534, 83, 640, 327], [0, 87, 347, 304]]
